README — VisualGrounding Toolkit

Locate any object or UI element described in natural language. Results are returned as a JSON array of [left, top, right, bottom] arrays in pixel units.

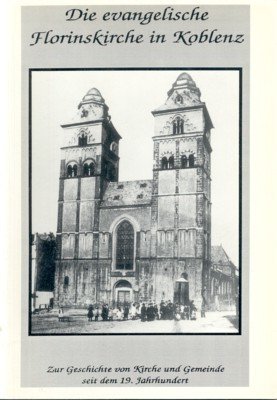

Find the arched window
[[64, 276, 69, 286], [78, 133, 87, 146], [72, 164, 77, 176], [67, 165, 73, 177], [181, 155, 188, 168], [116, 221, 134, 270], [110, 142, 117, 152], [161, 157, 168, 170], [67, 163, 78, 178], [168, 155, 174, 169], [173, 121, 177, 135], [173, 117, 184, 135], [188, 154, 195, 167], [176, 94, 183, 104], [179, 118, 184, 134], [83, 161, 95, 177]]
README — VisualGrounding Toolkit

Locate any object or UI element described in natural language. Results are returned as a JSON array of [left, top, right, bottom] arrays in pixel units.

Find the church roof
[[82, 87, 104, 103], [211, 245, 233, 265], [152, 73, 210, 117], [101, 180, 153, 207], [176, 72, 192, 81], [87, 87, 101, 95]]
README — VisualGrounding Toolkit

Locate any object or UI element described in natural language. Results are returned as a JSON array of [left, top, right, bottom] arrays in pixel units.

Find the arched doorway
[[114, 280, 133, 307], [174, 273, 189, 305]]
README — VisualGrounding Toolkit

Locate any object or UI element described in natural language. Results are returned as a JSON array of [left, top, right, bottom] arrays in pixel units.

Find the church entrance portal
[[114, 280, 132, 307], [174, 274, 189, 305]]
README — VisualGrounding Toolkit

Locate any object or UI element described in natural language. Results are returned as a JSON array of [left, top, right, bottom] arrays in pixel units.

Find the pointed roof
[[211, 245, 232, 264], [80, 87, 105, 105], [152, 73, 214, 131], [167, 72, 201, 99], [61, 86, 114, 129]]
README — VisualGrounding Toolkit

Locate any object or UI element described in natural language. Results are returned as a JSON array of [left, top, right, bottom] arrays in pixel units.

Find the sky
[[32, 70, 239, 265]]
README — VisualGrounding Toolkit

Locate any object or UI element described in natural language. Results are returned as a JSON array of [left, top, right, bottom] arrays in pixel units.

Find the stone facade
[[54, 74, 213, 310]]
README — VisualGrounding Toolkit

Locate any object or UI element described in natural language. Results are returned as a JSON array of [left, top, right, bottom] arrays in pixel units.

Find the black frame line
[[28, 67, 242, 336]]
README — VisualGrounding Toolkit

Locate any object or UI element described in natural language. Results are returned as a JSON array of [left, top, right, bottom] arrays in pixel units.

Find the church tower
[[151, 73, 213, 308], [54, 88, 121, 306], [53, 73, 212, 310]]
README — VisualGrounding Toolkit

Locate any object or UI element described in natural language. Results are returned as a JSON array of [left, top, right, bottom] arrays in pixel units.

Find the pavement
[[31, 311, 238, 334]]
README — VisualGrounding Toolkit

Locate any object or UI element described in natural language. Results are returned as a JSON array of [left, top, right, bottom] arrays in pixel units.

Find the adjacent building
[[210, 245, 238, 310], [31, 233, 56, 311]]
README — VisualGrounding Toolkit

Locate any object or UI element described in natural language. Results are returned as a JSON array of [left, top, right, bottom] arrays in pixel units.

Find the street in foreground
[[31, 311, 238, 334]]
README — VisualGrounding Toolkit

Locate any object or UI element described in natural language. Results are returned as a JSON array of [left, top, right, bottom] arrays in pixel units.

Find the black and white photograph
[[30, 69, 241, 335]]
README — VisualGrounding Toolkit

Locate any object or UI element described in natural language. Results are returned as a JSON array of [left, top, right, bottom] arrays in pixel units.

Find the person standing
[[58, 307, 64, 322], [130, 303, 137, 320], [117, 306, 123, 321], [102, 304, 109, 321], [147, 303, 155, 321], [108, 307, 113, 321], [201, 299, 206, 318], [201, 285, 208, 318], [101, 305, 105, 321], [189, 300, 197, 320], [167, 300, 174, 320], [87, 304, 94, 322], [94, 306, 100, 321], [160, 301, 165, 320], [136, 303, 141, 318], [174, 303, 181, 320], [112, 307, 118, 320], [154, 304, 159, 320], [123, 304, 129, 320], [141, 303, 147, 322]]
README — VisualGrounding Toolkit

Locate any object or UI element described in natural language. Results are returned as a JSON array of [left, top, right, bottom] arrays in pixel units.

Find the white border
[[1, 0, 277, 398]]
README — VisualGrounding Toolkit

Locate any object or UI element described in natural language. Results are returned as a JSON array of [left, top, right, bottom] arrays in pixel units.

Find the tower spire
[[166, 73, 202, 106]]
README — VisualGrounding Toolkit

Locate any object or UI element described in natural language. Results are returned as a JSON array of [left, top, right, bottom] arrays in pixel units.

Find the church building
[[54, 73, 213, 310]]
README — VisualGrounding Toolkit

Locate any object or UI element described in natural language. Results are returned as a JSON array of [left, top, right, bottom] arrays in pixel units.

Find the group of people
[[140, 300, 198, 322], [87, 303, 137, 322], [87, 300, 198, 322]]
